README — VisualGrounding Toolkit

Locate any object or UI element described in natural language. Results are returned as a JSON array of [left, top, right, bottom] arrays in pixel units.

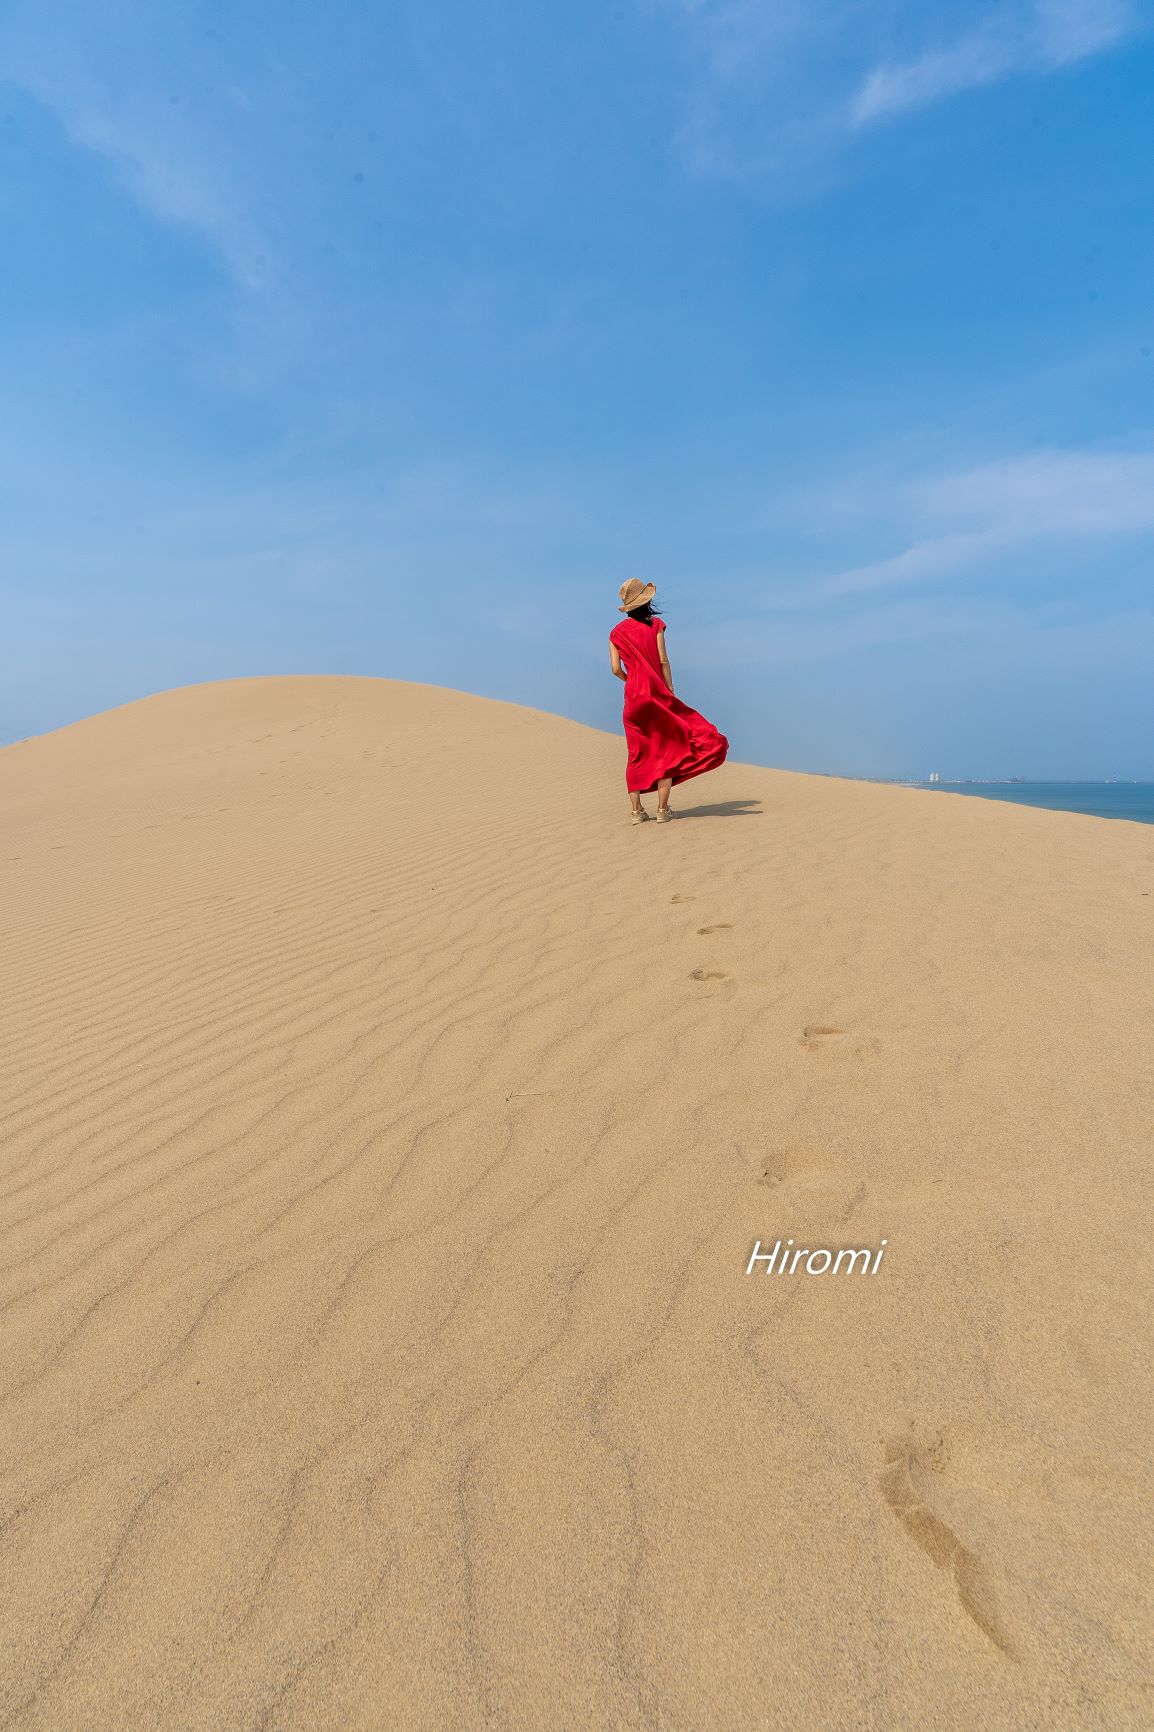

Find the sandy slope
[[1, 676, 1152, 1731]]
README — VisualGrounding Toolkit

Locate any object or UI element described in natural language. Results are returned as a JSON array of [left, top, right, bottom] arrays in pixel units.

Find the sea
[[914, 782, 1154, 825]]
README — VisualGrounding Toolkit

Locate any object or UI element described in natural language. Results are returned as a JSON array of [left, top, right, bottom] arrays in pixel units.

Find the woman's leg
[[656, 777, 673, 813], [630, 790, 645, 814]]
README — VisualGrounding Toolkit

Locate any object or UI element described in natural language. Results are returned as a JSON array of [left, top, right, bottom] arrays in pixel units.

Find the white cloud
[[0, 0, 299, 289], [0, 63, 264, 288], [853, 23, 1027, 125], [1033, 0, 1136, 62], [853, 0, 1134, 126], [664, 0, 1137, 188], [821, 447, 1154, 595], [45, 91, 271, 288]]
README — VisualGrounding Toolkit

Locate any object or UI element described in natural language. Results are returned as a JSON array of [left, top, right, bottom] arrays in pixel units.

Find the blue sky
[[2, 0, 1152, 777]]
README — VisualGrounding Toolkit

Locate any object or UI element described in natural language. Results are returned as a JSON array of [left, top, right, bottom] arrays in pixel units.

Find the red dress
[[609, 615, 729, 794]]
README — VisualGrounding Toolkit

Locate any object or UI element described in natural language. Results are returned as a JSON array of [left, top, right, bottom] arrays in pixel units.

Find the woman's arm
[[656, 629, 673, 693], [609, 642, 626, 681]]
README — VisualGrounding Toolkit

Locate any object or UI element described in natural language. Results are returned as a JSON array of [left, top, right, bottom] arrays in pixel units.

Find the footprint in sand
[[671, 894, 695, 904], [757, 1143, 836, 1180], [754, 1156, 867, 1225], [799, 1024, 880, 1056], [880, 1438, 1016, 1659], [697, 924, 733, 935], [689, 968, 728, 981]]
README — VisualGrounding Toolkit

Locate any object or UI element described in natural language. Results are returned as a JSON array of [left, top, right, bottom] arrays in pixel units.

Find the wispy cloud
[[664, 0, 1138, 189], [0, 1, 273, 287], [43, 92, 271, 288], [687, 592, 1154, 671], [853, 0, 1135, 125], [821, 447, 1154, 595]]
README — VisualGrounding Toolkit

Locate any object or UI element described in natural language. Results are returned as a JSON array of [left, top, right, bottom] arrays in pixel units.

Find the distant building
[[928, 771, 940, 783]]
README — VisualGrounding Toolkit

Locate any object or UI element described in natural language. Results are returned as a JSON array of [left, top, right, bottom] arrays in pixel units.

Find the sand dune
[[1, 676, 1152, 1730]]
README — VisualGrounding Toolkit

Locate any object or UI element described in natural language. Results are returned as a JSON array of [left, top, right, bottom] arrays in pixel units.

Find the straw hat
[[618, 578, 657, 613]]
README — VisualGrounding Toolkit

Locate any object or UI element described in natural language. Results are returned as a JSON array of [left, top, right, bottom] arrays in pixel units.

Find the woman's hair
[[626, 601, 662, 623]]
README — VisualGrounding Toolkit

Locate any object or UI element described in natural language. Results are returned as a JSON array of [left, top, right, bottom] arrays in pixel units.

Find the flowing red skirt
[[621, 678, 728, 794]]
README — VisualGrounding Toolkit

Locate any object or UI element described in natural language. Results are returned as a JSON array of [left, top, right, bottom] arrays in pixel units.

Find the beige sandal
[[655, 807, 674, 822], [631, 808, 651, 825]]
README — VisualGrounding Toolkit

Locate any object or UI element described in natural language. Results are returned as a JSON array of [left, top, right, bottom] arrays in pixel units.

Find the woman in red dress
[[609, 578, 728, 824]]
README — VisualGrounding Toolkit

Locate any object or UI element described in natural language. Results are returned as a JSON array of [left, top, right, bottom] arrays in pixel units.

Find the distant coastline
[[861, 780, 1154, 825]]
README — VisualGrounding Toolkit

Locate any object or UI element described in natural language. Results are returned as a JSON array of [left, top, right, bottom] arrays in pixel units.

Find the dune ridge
[[1, 676, 1152, 1729]]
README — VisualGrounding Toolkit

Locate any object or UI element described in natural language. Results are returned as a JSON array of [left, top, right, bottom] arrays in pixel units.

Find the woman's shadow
[[673, 798, 762, 820]]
